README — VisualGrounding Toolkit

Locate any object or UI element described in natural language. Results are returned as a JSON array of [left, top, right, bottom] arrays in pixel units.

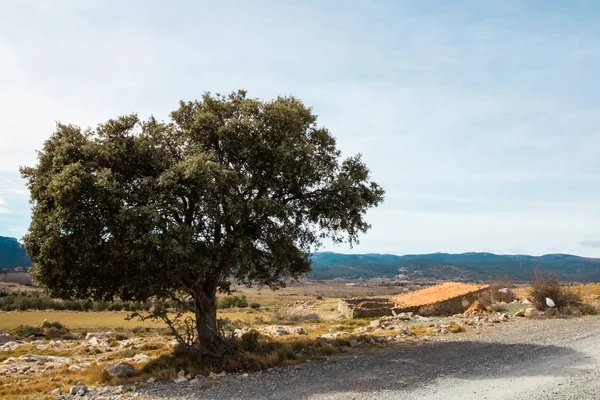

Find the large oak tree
[[21, 91, 384, 347]]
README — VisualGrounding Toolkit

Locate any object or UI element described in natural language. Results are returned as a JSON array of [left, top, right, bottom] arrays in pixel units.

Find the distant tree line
[[0, 291, 151, 312]]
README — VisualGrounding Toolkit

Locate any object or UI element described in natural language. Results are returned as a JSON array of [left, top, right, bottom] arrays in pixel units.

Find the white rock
[[51, 388, 61, 397], [88, 337, 100, 346], [177, 370, 186, 377], [68, 365, 83, 371], [132, 353, 151, 362], [146, 377, 156, 383], [546, 298, 556, 308], [173, 376, 188, 383], [369, 320, 380, 328]]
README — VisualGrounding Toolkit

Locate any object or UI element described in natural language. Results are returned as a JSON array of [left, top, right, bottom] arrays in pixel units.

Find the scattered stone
[[209, 371, 226, 378], [51, 388, 61, 397], [463, 301, 494, 317], [177, 370, 186, 377], [0, 341, 20, 351], [522, 298, 533, 305], [546, 298, 556, 308], [173, 376, 188, 383], [369, 320, 380, 328], [68, 365, 83, 371], [146, 377, 156, 383], [104, 362, 137, 378], [349, 339, 360, 348], [258, 325, 307, 336]]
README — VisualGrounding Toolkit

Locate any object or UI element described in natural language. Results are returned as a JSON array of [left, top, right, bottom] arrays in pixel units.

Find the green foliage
[[0, 291, 150, 312], [218, 295, 249, 309], [13, 321, 72, 340], [21, 90, 384, 346]]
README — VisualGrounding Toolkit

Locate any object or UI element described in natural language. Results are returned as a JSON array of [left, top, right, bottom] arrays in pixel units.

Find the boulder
[[104, 362, 137, 378], [69, 384, 88, 395]]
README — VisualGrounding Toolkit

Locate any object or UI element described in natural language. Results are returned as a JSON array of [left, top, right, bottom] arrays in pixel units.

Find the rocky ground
[[140, 315, 600, 400], [3, 300, 597, 400]]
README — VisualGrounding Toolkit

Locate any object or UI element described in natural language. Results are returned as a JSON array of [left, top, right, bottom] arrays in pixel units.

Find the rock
[[209, 371, 226, 378], [89, 337, 100, 346], [68, 365, 83, 371], [51, 388, 61, 397], [173, 376, 188, 383], [242, 373, 249, 377], [546, 298, 556, 308], [177, 370, 186, 377], [514, 310, 526, 317], [132, 353, 151, 362], [524, 307, 539, 317], [258, 325, 307, 336], [522, 298, 532, 305], [69, 384, 88, 395], [369, 320, 380, 328], [0, 341, 20, 351], [500, 313, 510, 321], [0, 334, 17, 344], [146, 377, 156, 383], [104, 362, 137, 378], [40, 319, 51, 328], [349, 339, 360, 348]]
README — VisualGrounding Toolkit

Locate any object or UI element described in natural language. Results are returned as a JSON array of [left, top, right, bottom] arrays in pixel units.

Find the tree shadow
[[168, 339, 589, 399]]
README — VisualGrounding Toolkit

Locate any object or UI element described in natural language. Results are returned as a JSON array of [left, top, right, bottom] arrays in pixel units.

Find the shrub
[[218, 295, 249, 309], [250, 302, 261, 309], [530, 273, 581, 311]]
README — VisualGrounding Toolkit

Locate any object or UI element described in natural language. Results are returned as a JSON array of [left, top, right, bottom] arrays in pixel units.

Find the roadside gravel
[[138, 315, 600, 400]]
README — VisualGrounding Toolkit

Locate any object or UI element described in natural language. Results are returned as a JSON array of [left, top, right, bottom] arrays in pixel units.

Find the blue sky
[[1, 0, 600, 256]]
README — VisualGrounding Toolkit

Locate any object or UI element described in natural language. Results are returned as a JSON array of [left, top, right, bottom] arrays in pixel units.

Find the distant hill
[[0, 236, 31, 269], [3, 237, 600, 282], [309, 252, 600, 282]]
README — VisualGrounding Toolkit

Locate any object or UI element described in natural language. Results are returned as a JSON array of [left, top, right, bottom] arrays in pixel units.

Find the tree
[[21, 91, 385, 348]]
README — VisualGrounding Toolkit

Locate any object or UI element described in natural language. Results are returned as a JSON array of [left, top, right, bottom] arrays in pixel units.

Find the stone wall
[[395, 288, 489, 316], [338, 298, 396, 319]]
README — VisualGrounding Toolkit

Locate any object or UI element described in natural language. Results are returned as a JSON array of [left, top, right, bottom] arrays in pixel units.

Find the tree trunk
[[193, 286, 218, 348]]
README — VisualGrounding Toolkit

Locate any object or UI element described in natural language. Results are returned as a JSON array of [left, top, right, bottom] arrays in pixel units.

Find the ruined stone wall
[[338, 298, 395, 319]]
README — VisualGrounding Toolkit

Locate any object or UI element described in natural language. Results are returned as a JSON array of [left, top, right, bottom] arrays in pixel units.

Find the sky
[[1, 0, 600, 257]]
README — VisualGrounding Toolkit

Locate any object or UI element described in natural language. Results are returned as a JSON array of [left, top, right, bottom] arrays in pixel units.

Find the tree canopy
[[21, 91, 385, 346]]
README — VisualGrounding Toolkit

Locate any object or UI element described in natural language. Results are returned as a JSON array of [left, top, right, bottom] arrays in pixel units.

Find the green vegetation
[[20, 90, 384, 350], [218, 295, 249, 309], [0, 291, 151, 312]]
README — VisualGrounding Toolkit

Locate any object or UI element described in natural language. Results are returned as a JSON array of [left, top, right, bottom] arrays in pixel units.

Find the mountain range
[[2, 235, 600, 282], [308, 251, 600, 282]]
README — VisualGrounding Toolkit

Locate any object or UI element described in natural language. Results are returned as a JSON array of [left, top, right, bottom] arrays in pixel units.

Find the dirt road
[[144, 315, 600, 400]]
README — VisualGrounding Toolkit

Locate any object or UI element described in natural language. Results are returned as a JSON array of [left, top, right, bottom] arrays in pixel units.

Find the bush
[[218, 295, 249, 309], [250, 302, 261, 309], [530, 273, 581, 311]]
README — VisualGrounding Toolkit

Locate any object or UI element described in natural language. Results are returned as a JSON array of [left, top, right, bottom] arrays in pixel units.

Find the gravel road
[[141, 315, 600, 400]]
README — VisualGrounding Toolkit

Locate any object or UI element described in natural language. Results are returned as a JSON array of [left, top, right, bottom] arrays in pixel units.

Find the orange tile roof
[[391, 282, 489, 308]]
